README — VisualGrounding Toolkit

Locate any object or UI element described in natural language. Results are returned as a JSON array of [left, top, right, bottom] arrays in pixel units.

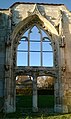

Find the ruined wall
[[0, 2, 71, 113], [0, 10, 9, 96]]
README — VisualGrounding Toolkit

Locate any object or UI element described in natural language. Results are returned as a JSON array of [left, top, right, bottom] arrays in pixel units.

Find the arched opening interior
[[16, 24, 54, 113], [16, 75, 33, 112], [37, 76, 54, 112]]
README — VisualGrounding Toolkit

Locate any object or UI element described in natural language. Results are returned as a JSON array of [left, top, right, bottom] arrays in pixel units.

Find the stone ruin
[[0, 2, 71, 113]]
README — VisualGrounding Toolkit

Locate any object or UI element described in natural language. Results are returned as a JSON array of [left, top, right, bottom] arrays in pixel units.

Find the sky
[[17, 26, 53, 66], [0, 0, 71, 11]]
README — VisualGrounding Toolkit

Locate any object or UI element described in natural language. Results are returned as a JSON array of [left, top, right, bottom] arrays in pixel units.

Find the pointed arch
[[17, 25, 53, 67], [11, 13, 59, 45]]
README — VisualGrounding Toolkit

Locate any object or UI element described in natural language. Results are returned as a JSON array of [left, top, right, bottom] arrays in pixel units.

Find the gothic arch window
[[17, 25, 53, 67]]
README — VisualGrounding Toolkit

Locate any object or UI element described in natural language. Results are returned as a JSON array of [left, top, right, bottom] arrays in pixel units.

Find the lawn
[[1, 112, 71, 119], [1, 95, 71, 118], [38, 95, 54, 108], [16, 95, 54, 109]]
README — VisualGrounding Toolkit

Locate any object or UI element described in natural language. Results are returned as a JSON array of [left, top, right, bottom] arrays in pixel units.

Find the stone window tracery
[[17, 25, 53, 67]]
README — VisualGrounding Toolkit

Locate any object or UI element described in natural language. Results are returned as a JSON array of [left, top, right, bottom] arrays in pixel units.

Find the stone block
[[0, 64, 4, 72], [64, 84, 68, 90], [0, 30, 6, 37], [62, 105, 68, 113], [0, 80, 3, 97], [0, 57, 5, 64], [54, 104, 62, 113]]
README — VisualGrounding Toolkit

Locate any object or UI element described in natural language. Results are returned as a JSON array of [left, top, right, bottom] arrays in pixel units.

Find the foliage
[[16, 87, 32, 95]]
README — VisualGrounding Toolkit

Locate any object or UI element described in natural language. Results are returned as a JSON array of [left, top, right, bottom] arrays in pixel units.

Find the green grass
[[16, 95, 54, 109], [1, 112, 71, 119], [38, 95, 54, 108], [16, 95, 32, 109], [2, 95, 54, 118], [1, 95, 71, 118]]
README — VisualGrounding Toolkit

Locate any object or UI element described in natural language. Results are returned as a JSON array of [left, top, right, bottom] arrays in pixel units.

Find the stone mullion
[[28, 30, 30, 66], [40, 33, 43, 66], [32, 73, 38, 112]]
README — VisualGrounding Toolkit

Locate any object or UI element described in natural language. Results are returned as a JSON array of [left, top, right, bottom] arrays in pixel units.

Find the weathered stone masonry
[[0, 2, 71, 113]]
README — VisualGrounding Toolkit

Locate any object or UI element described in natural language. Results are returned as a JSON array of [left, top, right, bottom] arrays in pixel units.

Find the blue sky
[[0, 0, 71, 11], [17, 26, 53, 66]]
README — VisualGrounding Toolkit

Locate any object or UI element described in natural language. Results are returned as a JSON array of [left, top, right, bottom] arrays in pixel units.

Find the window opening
[[37, 76, 54, 109], [17, 26, 53, 67], [16, 75, 33, 111]]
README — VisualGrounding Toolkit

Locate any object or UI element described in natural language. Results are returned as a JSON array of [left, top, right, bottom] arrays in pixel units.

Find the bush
[[16, 87, 32, 95]]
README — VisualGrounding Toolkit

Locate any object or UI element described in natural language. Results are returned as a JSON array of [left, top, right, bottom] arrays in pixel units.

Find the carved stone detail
[[5, 40, 11, 47], [4, 64, 10, 71], [61, 66, 66, 72], [59, 35, 65, 48]]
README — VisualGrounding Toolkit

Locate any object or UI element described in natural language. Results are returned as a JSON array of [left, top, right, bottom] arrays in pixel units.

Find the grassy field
[[0, 95, 71, 118], [16, 95, 54, 109], [1, 112, 71, 119], [38, 95, 54, 108]]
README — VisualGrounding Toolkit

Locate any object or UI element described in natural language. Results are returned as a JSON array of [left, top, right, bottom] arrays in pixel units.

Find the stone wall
[[0, 2, 71, 113]]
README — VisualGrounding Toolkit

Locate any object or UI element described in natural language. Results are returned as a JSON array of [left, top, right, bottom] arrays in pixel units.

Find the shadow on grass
[[1, 111, 71, 119], [1, 95, 71, 118]]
